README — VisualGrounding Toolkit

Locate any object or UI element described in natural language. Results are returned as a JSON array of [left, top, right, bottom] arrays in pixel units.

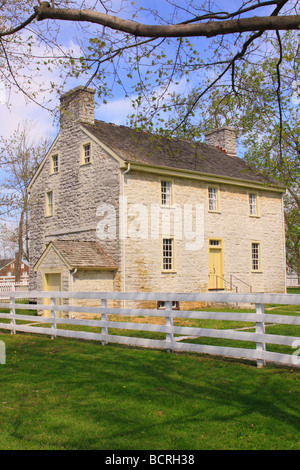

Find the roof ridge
[[90, 119, 242, 151], [81, 119, 281, 188], [92, 119, 199, 143]]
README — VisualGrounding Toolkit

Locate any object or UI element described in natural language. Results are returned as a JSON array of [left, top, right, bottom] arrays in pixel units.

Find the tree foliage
[[0, 1, 298, 126], [0, 122, 49, 274], [0, 1, 299, 271], [186, 30, 299, 273]]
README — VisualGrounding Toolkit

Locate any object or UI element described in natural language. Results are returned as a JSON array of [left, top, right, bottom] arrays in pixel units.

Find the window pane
[[208, 188, 217, 211], [157, 300, 179, 310], [249, 194, 257, 215], [163, 238, 173, 270], [84, 144, 90, 163], [161, 181, 171, 206], [252, 243, 259, 270], [52, 155, 58, 173], [47, 191, 53, 216]]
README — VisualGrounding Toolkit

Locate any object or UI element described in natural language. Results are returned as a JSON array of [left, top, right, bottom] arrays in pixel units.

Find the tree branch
[[0, 37, 51, 112], [179, 1, 279, 24], [0, 12, 37, 37], [34, 6, 300, 38]]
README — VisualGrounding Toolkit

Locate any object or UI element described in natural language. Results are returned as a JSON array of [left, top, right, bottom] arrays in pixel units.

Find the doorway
[[208, 239, 224, 290], [44, 273, 62, 317]]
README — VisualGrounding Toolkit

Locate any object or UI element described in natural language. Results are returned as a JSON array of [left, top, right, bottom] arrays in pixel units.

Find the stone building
[[28, 86, 286, 314]]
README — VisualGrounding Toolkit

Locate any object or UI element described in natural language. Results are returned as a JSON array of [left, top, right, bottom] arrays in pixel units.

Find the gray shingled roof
[[82, 120, 279, 186], [51, 241, 117, 270]]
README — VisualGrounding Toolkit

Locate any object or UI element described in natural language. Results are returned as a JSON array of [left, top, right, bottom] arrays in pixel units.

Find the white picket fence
[[0, 290, 299, 368], [0, 282, 29, 296], [287, 275, 300, 288]]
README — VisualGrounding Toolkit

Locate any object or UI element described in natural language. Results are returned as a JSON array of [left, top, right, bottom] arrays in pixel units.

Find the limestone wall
[[29, 125, 121, 292], [122, 171, 285, 303]]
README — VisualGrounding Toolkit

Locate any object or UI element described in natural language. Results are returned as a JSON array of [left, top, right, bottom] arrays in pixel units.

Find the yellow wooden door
[[208, 241, 224, 290], [44, 273, 61, 317]]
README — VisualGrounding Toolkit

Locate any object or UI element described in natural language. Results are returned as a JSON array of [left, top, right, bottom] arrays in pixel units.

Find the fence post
[[101, 299, 108, 346], [255, 303, 266, 368], [10, 295, 16, 335], [165, 301, 174, 352], [50, 297, 57, 339]]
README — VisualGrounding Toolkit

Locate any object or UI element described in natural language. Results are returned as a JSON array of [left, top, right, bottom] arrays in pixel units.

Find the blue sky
[[0, 0, 296, 241], [0, 0, 244, 140], [0, 0, 291, 142]]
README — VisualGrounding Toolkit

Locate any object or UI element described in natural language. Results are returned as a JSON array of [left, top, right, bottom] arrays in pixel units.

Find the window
[[46, 191, 54, 217], [82, 143, 91, 164], [51, 154, 59, 174], [251, 242, 260, 271], [209, 239, 220, 246], [249, 193, 258, 216], [161, 180, 172, 206], [157, 301, 180, 310], [163, 238, 173, 271], [208, 187, 218, 211]]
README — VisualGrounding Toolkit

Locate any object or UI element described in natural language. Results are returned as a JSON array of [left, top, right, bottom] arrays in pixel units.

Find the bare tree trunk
[[15, 210, 24, 282]]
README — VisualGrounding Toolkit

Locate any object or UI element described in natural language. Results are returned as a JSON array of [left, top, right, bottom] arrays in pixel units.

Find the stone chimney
[[204, 126, 236, 157], [59, 86, 95, 128]]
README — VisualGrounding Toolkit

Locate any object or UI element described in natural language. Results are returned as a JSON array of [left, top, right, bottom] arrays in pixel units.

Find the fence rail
[[0, 282, 29, 298], [0, 281, 28, 288], [287, 275, 300, 288], [0, 291, 299, 369]]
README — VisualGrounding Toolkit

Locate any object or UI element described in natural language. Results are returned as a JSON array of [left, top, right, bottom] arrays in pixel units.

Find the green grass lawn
[[0, 295, 299, 450], [288, 287, 300, 294], [0, 332, 299, 450]]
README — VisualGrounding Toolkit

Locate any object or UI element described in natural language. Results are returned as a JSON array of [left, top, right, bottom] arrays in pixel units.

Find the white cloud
[[0, 91, 54, 141], [0, 86, 134, 142], [0, 42, 190, 140], [0, 85, 136, 144], [96, 96, 135, 125], [0, 39, 86, 140]]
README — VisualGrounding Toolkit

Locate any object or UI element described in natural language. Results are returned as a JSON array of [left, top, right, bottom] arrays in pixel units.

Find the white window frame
[[45, 191, 54, 217], [81, 142, 92, 165], [161, 180, 172, 207], [162, 238, 175, 272], [251, 242, 262, 272], [249, 193, 259, 217], [51, 154, 59, 174], [208, 187, 220, 212]]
